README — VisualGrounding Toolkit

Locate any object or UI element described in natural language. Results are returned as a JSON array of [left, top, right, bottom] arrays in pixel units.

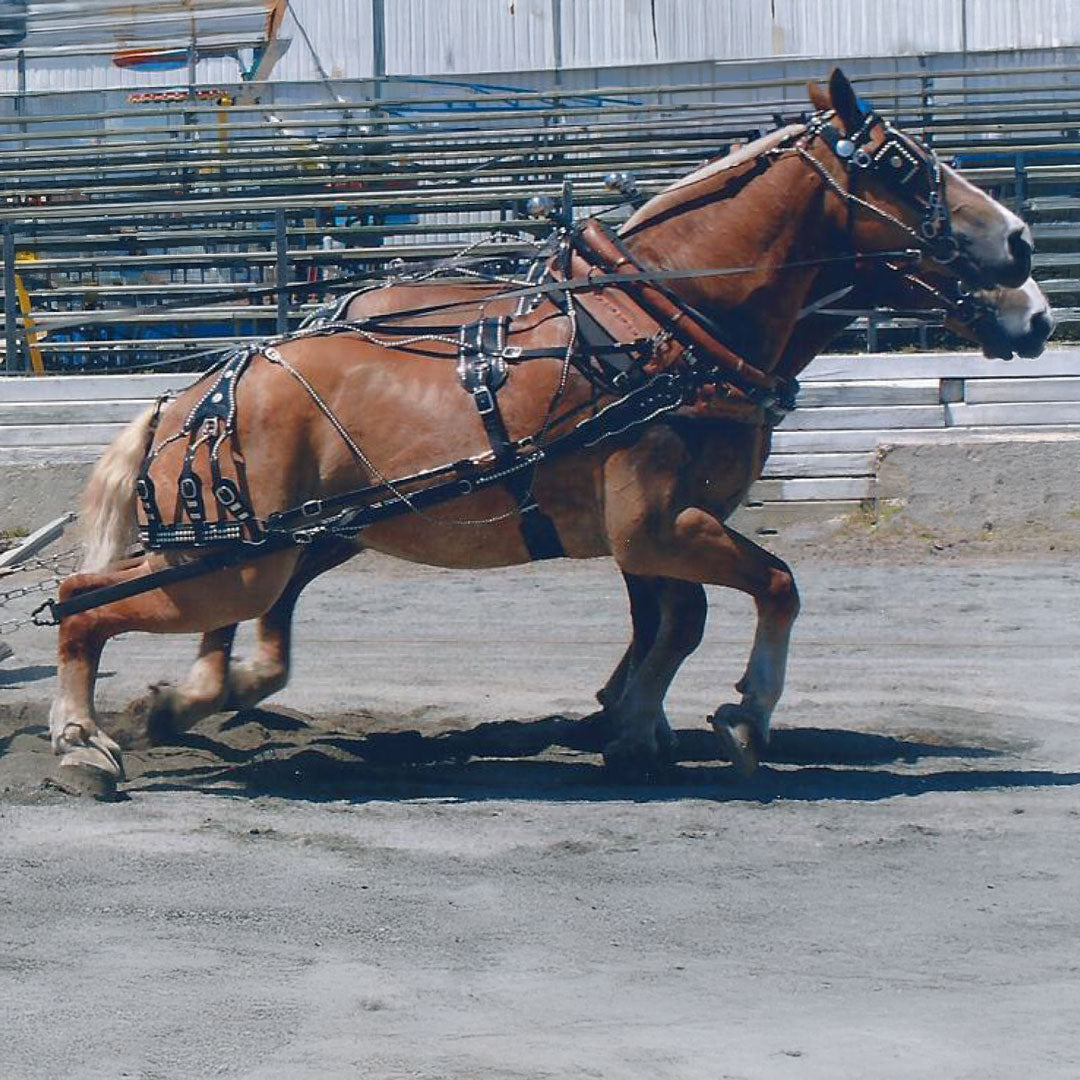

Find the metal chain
[[387, 230, 550, 289], [0, 547, 81, 635], [792, 143, 928, 248]]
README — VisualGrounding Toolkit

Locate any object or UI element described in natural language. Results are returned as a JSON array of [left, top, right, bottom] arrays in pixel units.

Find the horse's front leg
[[600, 576, 707, 773], [616, 507, 799, 778]]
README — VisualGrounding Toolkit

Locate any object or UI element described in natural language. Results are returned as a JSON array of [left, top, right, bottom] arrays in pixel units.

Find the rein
[[318, 247, 923, 337]]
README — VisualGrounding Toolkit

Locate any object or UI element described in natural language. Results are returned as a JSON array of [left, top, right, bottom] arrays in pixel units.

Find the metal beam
[[274, 208, 289, 335], [2, 224, 19, 374]]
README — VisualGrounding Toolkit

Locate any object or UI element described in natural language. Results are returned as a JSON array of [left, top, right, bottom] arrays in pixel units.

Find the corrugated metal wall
[[4, 0, 1080, 93], [272, 0, 1080, 81], [966, 0, 1080, 51], [382, 0, 553, 76]]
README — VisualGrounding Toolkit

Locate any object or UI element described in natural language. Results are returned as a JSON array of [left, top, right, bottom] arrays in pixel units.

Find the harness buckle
[[300, 499, 324, 518], [472, 386, 496, 415]]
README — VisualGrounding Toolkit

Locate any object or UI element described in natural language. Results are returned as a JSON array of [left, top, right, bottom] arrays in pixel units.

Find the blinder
[[808, 107, 965, 271]]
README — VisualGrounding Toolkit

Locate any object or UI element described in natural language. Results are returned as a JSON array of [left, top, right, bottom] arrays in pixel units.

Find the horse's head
[[806, 69, 1033, 290], [847, 263, 1055, 360], [950, 278, 1055, 359], [784, 269, 1054, 379]]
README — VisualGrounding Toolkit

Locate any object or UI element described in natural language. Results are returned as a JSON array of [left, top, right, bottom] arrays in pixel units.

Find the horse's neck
[[622, 155, 834, 374], [774, 312, 855, 383], [775, 269, 861, 381]]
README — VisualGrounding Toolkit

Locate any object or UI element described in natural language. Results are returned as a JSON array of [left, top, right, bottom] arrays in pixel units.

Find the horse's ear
[[828, 68, 864, 133], [807, 80, 830, 112]]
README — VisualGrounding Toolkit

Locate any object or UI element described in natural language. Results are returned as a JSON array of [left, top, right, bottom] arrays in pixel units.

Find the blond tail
[[78, 404, 158, 572]]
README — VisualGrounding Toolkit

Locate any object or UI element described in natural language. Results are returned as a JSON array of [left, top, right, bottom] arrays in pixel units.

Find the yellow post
[[13, 274, 44, 375]]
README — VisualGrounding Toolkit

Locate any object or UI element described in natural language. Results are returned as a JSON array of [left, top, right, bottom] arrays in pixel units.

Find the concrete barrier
[[3, 350, 1080, 537], [874, 431, 1080, 541]]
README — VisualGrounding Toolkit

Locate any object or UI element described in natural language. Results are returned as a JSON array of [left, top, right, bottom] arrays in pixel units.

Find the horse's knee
[[761, 566, 799, 625]]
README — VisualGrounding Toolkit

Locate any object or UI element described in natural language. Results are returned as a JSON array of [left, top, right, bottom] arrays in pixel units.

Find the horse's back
[[345, 281, 520, 325]]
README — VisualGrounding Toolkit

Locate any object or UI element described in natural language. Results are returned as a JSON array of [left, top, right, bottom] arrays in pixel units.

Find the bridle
[[616, 105, 999, 339], [749, 106, 1018, 338], [789, 107, 989, 285]]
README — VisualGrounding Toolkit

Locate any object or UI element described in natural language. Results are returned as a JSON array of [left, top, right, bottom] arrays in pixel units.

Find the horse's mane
[[620, 122, 805, 235]]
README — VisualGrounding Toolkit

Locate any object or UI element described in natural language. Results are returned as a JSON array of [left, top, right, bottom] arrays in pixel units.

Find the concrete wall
[[3, 349, 1080, 536]]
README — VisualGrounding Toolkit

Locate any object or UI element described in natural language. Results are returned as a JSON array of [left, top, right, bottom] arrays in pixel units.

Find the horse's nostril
[[1032, 309, 1054, 338]]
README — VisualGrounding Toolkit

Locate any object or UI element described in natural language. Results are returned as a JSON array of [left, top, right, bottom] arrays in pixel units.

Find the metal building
[[3, 1, 1080, 96]]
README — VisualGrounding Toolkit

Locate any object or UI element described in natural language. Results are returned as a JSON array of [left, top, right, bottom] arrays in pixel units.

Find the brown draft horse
[[51, 71, 1046, 796]]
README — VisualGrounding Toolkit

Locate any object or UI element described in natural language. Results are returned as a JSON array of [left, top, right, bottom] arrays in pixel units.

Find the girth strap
[[458, 317, 565, 560]]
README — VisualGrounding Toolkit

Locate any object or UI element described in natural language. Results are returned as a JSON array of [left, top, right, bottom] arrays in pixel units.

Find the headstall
[[794, 108, 968, 272]]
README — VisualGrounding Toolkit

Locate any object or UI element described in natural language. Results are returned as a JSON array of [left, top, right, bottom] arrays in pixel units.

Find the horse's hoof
[[709, 705, 763, 778], [602, 736, 661, 781], [53, 758, 122, 801]]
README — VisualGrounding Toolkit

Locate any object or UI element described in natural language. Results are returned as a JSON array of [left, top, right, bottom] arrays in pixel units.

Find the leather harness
[[126, 216, 799, 565], [35, 104, 981, 625]]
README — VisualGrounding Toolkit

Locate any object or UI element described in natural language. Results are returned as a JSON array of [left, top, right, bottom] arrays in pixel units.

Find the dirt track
[[1, 546, 1079, 1079]]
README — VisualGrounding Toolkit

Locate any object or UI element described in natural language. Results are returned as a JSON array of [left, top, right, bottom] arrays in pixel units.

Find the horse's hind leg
[[120, 625, 238, 748], [122, 538, 360, 745], [50, 550, 298, 795], [615, 508, 799, 778], [223, 538, 361, 710]]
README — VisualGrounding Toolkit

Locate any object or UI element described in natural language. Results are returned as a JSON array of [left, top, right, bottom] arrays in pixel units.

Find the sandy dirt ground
[[1, 542, 1079, 1080]]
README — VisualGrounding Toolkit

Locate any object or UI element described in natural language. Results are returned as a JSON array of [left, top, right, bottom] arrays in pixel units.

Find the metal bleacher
[[2, 61, 1080, 373], [3, 60, 1080, 533]]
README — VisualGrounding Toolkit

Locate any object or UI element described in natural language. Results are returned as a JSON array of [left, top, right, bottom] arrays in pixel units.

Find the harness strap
[[178, 451, 207, 524], [458, 316, 565, 560], [572, 220, 776, 393], [34, 539, 292, 626]]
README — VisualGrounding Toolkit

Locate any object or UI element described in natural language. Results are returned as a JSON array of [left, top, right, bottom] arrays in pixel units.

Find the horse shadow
[[0, 665, 57, 689], [129, 707, 1080, 806]]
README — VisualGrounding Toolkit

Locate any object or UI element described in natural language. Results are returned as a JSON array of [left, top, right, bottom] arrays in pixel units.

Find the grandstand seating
[[2, 62, 1080, 372]]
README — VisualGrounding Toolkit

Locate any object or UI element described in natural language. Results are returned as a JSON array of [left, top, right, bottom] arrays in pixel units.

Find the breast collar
[[552, 218, 798, 423]]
